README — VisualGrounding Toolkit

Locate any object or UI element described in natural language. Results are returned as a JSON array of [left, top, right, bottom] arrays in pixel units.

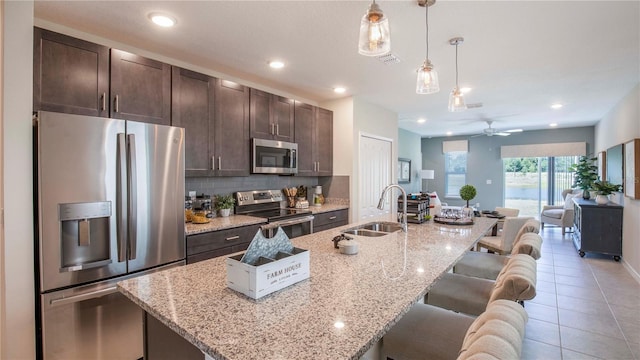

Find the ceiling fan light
[[358, 2, 391, 56], [448, 88, 467, 112], [416, 60, 439, 94]]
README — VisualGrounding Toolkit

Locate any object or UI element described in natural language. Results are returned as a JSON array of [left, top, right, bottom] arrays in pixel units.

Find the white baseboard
[[622, 259, 640, 284]]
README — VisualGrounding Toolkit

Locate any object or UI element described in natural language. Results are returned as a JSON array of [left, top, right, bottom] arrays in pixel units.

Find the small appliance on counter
[[192, 194, 213, 218], [313, 185, 325, 207]]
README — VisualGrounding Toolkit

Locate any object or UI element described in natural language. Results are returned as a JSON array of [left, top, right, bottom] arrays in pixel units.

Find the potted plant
[[569, 156, 598, 199], [459, 185, 477, 217], [215, 194, 235, 217], [591, 180, 621, 204]]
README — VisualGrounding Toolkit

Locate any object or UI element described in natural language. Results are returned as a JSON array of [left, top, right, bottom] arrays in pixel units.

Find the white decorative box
[[226, 247, 310, 299]]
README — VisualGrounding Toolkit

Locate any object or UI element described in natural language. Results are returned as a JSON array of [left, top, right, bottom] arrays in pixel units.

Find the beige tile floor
[[521, 226, 640, 360]]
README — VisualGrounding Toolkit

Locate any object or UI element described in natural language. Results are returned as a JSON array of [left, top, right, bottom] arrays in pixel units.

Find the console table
[[572, 198, 623, 261]]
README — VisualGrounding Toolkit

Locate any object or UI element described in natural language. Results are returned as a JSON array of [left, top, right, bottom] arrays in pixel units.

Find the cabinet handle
[[101, 93, 106, 111], [317, 161, 320, 172], [211, 156, 215, 170], [225, 235, 240, 241], [114, 95, 119, 113], [218, 156, 221, 170], [329, 216, 337, 220], [271, 123, 275, 135], [275, 123, 279, 136]]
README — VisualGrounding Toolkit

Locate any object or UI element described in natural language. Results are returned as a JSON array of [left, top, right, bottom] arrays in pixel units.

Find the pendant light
[[358, 0, 391, 56], [416, 0, 439, 94], [448, 37, 467, 112]]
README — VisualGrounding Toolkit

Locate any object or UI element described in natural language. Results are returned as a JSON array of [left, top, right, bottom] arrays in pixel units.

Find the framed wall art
[[624, 139, 640, 199], [597, 151, 606, 181], [398, 158, 411, 183]]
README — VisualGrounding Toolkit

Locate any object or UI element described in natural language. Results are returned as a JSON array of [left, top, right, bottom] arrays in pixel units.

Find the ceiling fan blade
[[505, 129, 523, 133], [469, 133, 484, 138], [495, 132, 511, 136]]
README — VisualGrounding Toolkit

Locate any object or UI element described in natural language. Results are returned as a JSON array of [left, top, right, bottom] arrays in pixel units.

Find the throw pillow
[[564, 193, 579, 210]]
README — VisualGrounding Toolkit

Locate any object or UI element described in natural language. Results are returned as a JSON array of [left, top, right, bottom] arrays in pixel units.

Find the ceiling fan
[[472, 120, 523, 137]]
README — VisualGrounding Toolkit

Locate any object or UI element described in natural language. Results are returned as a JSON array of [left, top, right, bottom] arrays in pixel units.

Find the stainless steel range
[[235, 189, 314, 238]]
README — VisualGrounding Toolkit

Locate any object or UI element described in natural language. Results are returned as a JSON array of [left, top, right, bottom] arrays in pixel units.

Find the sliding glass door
[[503, 156, 577, 218]]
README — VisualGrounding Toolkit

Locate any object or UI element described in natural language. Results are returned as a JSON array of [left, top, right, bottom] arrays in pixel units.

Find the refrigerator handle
[[49, 286, 118, 307], [116, 133, 127, 262], [127, 134, 138, 260]]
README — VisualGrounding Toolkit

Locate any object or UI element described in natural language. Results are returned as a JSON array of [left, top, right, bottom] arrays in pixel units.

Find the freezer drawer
[[41, 283, 143, 360]]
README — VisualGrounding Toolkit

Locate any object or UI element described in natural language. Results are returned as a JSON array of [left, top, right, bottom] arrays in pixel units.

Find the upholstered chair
[[425, 254, 537, 316], [454, 232, 543, 280], [476, 217, 534, 254], [381, 299, 528, 360], [540, 189, 577, 235]]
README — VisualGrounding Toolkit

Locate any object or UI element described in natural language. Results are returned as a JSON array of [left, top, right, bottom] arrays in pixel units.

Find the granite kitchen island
[[117, 215, 496, 360]]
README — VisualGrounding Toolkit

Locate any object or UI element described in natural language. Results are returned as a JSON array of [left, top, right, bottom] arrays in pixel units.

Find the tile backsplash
[[186, 175, 350, 203]]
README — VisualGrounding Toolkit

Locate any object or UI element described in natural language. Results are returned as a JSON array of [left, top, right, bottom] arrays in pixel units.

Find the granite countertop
[[185, 215, 267, 236], [118, 216, 496, 360]]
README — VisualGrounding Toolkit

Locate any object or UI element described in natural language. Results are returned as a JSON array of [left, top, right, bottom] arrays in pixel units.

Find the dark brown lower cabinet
[[186, 223, 264, 264], [313, 209, 349, 233], [572, 198, 623, 261]]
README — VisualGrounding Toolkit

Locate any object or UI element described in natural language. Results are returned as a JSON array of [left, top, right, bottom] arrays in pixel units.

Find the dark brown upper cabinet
[[294, 102, 333, 176], [110, 49, 171, 125], [33, 27, 110, 117], [171, 67, 215, 176], [249, 88, 294, 143], [214, 79, 250, 176]]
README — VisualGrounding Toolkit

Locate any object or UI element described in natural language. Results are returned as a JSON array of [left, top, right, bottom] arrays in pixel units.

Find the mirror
[[606, 144, 624, 190]]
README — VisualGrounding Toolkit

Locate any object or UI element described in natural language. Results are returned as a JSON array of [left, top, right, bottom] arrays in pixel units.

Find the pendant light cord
[[455, 43, 459, 88], [425, 4, 429, 60]]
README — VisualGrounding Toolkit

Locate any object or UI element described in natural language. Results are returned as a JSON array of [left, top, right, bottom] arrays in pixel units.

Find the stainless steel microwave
[[252, 138, 298, 174]]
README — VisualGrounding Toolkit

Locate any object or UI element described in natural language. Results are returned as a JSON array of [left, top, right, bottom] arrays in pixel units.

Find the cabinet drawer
[[186, 224, 263, 256], [314, 209, 348, 228], [186, 242, 251, 264]]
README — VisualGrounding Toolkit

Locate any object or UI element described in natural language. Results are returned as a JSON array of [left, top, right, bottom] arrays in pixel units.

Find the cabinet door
[[272, 96, 295, 142], [33, 27, 109, 117], [214, 79, 250, 176], [294, 101, 316, 176], [249, 88, 273, 140], [315, 108, 333, 176], [110, 49, 171, 125], [172, 67, 215, 176]]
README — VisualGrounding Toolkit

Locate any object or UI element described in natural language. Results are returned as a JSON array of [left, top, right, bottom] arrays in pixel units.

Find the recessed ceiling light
[[550, 123, 558, 127], [333, 87, 346, 94], [268, 61, 285, 69], [417, 118, 426, 124], [149, 13, 176, 27], [334, 321, 345, 329], [460, 87, 472, 93], [551, 103, 563, 109], [446, 131, 453, 136]]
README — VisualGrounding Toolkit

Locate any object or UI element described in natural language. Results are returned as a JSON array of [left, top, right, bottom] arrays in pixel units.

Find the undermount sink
[[360, 222, 403, 233], [341, 221, 403, 237], [342, 229, 388, 237]]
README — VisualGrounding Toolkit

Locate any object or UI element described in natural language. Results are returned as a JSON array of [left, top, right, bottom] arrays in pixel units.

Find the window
[[445, 151, 467, 197]]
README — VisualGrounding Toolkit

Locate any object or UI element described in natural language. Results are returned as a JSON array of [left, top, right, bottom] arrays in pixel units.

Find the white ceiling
[[34, 1, 640, 138]]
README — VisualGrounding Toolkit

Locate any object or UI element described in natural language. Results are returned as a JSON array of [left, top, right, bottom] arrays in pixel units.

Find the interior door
[[358, 134, 393, 220]]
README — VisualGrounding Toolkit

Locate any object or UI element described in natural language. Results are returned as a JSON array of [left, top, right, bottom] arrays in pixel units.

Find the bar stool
[[476, 217, 534, 255], [454, 220, 541, 280], [454, 233, 543, 280], [381, 299, 528, 360], [425, 254, 537, 316]]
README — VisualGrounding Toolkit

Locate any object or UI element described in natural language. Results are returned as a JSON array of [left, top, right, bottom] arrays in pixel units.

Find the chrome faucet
[[377, 184, 408, 232]]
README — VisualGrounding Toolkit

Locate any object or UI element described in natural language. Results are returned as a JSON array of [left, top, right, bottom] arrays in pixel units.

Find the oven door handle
[[261, 215, 314, 230]]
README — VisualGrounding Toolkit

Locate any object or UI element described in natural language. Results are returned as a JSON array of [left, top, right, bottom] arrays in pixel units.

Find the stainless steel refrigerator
[[35, 111, 186, 360]]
